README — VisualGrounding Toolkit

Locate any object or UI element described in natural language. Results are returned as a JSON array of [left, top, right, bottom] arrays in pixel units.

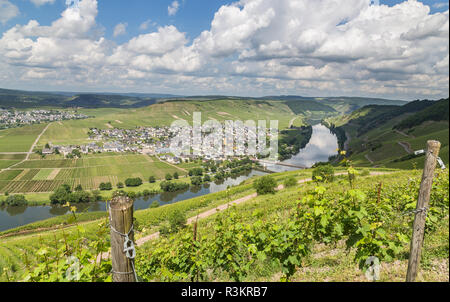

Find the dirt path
[[395, 129, 414, 138], [365, 154, 374, 164], [96, 171, 393, 262], [0, 123, 51, 173], [156, 156, 187, 172], [289, 116, 300, 128], [398, 141, 413, 154]]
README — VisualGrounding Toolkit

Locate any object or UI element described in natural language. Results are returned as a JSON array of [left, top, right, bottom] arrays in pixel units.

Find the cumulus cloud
[[31, 0, 56, 6], [113, 22, 127, 37], [0, 0, 448, 99], [0, 0, 19, 24], [168, 1, 180, 16]]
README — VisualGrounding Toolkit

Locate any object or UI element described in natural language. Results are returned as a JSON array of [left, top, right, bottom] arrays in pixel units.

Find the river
[[0, 124, 338, 232], [262, 124, 339, 173], [0, 170, 267, 232]]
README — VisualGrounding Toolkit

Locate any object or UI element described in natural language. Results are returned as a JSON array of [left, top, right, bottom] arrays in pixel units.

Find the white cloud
[[113, 22, 127, 37], [0, 0, 448, 99], [31, 0, 56, 6], [168, 1, 180, 16], [433, 2, 449, 9], [0, 0, 19, 24], [139, 19, 156, 31]]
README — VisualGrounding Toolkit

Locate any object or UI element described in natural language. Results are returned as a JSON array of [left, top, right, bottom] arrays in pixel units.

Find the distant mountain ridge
[[1, 87, 410, 111]]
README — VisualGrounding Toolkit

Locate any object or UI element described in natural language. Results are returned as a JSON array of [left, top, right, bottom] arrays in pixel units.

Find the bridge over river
[[256, 159, 307, 170]]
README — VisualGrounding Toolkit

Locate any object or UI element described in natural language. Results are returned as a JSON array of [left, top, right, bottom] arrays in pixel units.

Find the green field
[[0, 154, 188, 194], [0, 124, 47, 152], [0, 160, 19, 170], [36, 100, 305, 147]]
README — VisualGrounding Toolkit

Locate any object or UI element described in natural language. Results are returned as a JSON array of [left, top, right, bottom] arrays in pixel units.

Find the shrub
[[283, 176, 297, 188], [203, 174, 211, 182], [173, 172, 179, 179], [188, 168, 204, 176], [99, 182, 112, 191], [191, 176, 203, 186], [160, 181, 189, 192], [149, 176, 156, 183], [253, 175, 277, 195], [168, 209, 187, 232], [150, 200, 160, 208], [5, 195, 27, 206], [117, 182, 124, 189], [312, 165, 335, 183], [75, 184, 83, 192], [125, 178, 143, 187], [165, 173, 173, 181]]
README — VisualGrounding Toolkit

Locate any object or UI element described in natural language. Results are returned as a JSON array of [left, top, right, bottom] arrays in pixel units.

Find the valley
[[0, 90, 448, 283]]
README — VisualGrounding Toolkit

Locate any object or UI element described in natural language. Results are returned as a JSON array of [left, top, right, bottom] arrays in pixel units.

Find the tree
[[72, 149, 82, 158], [165, 173, 173, 181], [75, 184, 83, 192], [99, 182, 112, 191], [149, 176, 156, 183], [125, 178, 143, 187], [173, 172, 179, 179], [117, 182, 124, 189], [45, 143, 50, 149], [253, 175, 277, 195], [5, 195, 27, 206], [203, 174, 211, 182], [191, 176, 203, 186]]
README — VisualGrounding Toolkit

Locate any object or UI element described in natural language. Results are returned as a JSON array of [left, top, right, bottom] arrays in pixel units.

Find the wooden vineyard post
[[109, 195, 136, 282], [406, 140, 441, 282]]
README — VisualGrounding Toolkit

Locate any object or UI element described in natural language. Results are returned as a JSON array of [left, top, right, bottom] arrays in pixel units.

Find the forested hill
[[325, 98, 449, 169], [394, 98, 449, 130]]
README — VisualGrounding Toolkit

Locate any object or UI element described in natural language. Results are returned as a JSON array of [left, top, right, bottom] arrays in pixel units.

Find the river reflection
[[264, 124, 338, 173]]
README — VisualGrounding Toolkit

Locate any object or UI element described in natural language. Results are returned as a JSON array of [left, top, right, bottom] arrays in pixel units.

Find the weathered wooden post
[[109, 195, 136, 282], [406, 140, 441, 282]]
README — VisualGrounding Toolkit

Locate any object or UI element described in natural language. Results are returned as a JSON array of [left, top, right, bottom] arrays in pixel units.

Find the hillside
[[325, 99, 449, 169], [0, 168, 447, 282]]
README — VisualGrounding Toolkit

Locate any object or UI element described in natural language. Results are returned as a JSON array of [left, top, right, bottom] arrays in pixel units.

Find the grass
[[0, 160, 20, 170], [0, 124, 47, 152]]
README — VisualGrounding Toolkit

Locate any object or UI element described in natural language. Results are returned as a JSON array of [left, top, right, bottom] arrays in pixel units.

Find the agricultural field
[[0, 160, 19, 170], [0, 154, 188, 194], [0, 124, 47, 152]]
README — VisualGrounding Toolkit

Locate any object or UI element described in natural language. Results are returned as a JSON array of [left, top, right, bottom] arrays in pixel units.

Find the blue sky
[[0, 0, 448, 99], [2, 0, 448, 41]]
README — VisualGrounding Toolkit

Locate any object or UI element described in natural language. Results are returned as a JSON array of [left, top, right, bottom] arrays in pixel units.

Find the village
[[40, 124, 277, 164], [0, 109, 88, 129]]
